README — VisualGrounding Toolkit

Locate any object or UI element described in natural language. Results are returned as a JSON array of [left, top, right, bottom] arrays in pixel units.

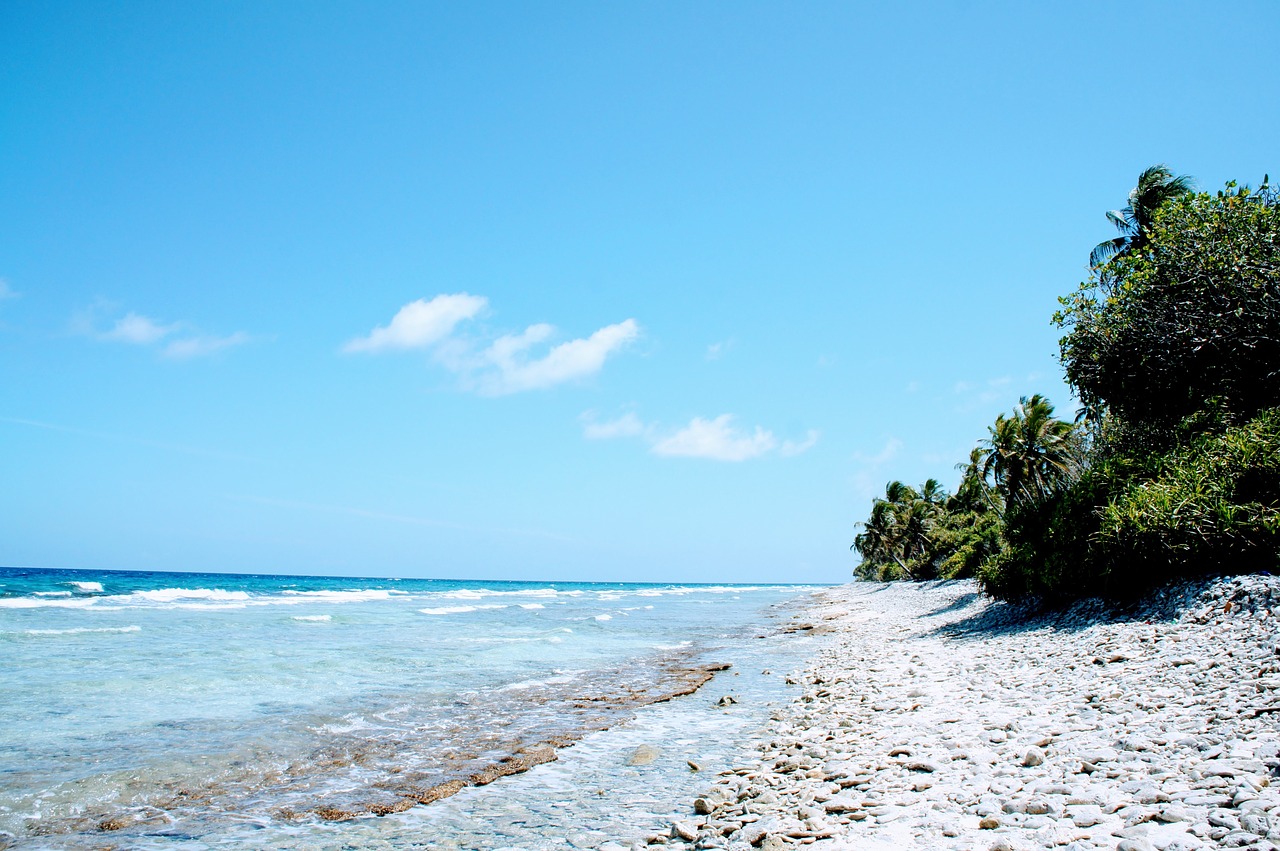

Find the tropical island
[[648, 167, 1280, 851], [850, 166, 1280, 603]]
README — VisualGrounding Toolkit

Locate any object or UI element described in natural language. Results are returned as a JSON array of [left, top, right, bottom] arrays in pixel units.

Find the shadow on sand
[[917, 575, 1228, 640]]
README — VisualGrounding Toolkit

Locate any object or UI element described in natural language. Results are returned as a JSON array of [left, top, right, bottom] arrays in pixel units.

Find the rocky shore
[[652, 576, 1280, 851]]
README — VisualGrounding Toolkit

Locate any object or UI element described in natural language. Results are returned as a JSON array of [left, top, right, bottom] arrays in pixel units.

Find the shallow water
[[0, 568, 819, 849]]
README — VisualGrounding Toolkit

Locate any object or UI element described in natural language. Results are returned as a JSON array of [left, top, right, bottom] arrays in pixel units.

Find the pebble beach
[[652, 576, 1280, 851]]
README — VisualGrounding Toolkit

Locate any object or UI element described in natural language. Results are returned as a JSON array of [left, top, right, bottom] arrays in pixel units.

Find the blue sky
[[1, 2, 1276, 584]]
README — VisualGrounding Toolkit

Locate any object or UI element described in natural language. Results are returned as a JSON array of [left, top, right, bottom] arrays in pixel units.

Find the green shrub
[[1093, 409, 1280, 588], [979, 410, 1280, 602], [976, 466, 1115, 602], [933, 509, 1003, 579]]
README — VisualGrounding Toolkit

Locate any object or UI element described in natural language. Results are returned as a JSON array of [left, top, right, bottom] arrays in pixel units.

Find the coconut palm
[[1089, 164, 1194, 271], [894, 494, 941, 575], [951, 446, 1000, 515], [883, 479, 918, 507], [852, 479, 951, 580], [917, 477, 947, 508], [852, 495, 902, 579], [979, 395, 1081, 512], [852, 498, 892, 562]]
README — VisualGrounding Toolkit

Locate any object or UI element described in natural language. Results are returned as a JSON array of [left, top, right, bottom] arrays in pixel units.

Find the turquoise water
[[0, 568, 819, 849]]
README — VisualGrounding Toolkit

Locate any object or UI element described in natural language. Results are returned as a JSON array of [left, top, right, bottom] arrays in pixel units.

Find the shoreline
[[0, 577, 816, 849], [298, 658, 736, 823], [653, 576, 1280, 851], [13, 653, 744, 843], [15, 576, 1280, 850]]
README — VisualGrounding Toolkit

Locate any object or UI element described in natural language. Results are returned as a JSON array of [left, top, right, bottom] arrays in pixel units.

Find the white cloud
[[0, 280, 17, 301], [477, 319, 639, 395], [102, 312, 181, 345], [76, 303, 253, 359], [780, 429, 820, 457], [582, 411, 647, 440], [850, 437, 905, 505], [706, 339, 735, 360], [651, 415, 778, 462], [853, 437, 903, 466], [344, 293, 487, 353], [954, 375, 1015, 412], [163, 331, 251, 359], [585, 410, 816, 462], [483, 323, 554, 367], [345, 294, 638, 394]]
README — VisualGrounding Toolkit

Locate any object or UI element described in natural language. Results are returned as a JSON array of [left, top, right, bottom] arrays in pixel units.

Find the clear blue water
[[0, 567, 820, 849]]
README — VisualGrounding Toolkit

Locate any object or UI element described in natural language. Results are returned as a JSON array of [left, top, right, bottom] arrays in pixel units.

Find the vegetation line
[[852, 166, 1280, 603]]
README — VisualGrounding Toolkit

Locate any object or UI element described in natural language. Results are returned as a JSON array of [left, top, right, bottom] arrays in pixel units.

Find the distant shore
[[650, 576, 1280, 851]]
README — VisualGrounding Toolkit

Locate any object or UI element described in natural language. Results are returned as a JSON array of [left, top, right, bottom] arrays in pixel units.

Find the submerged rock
[[627, 745, 661, 766]]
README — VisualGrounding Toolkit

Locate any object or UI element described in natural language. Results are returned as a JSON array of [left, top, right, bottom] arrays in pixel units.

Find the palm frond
[[1089, 237, 1126, 270], [1105, 210, 1132, 232]]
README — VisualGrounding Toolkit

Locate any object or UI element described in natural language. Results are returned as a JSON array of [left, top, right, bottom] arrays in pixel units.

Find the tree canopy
[[1061, 178, 1280, 437], [978, 395, 1081, 513], [1088, 164, 1194, 270]]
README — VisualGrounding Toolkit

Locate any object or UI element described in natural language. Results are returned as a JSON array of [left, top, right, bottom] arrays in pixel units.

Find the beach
[[5, 572, 1280, 850], [655, 576, 1280, 851]]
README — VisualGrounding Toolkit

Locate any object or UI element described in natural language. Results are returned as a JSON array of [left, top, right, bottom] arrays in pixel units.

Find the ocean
[[0, 567, 821, 849]]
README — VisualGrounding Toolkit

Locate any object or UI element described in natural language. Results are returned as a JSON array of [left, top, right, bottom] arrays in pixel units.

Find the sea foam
[[19, 625, 141, 636], [419, 604, 508, 615]]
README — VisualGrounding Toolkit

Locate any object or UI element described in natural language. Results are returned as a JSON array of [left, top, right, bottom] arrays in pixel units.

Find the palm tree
[[917, 477, 947, 508], [894, 494, 940, 575], [854, 479, 956, 579], [883, 479, 918, 507], [979, 395, 1081, 513], [853, 496, 901, 579], [951, 447, 1000, 515], [860, 482, 916, 566], [1089, 165, 1194, 271]]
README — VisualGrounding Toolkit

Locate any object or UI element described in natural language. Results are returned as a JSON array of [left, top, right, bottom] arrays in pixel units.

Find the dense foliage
[[852, 479, 948, 581], [1062, 178, 1280, 437], [1094, 410, 1280, 584], [851, 397, 1077, 584], [852, 168, 1280, 603]]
